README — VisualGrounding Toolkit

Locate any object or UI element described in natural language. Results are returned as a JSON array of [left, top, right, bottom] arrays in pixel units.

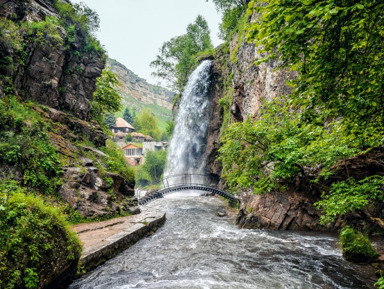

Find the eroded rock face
[[236, 190, 326, 231], [2, 0, 105, 120]]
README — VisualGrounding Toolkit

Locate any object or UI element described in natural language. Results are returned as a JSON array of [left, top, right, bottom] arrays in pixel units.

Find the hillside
[[108, 58, 175, 128]]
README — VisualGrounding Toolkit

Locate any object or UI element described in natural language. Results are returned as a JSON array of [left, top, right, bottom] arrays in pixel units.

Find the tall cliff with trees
[[0, 0, 137, 288], [200, 0, 384, 276]]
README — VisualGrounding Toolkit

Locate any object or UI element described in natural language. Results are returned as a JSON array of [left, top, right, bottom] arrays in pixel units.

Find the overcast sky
[[70, 0, 222, 88]]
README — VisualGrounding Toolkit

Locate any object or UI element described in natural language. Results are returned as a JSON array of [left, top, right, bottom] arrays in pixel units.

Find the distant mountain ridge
[[108, 58, 175, 112]]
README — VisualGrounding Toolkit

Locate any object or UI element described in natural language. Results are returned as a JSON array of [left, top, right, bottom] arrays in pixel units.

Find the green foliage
[[247, 0, 384, 146], [0, 189, 81, 289], [219, 99, 356, 194], [165, 120, 175, 139], [151, 15, 213, 92], [316, 176, 384, 224], [123, 107, 134, 124], [136, 150, 167, 186], [24, 16, 63, 47], [0, 18, 23, 76], [133, 109, 162, 141], [376, 276, 384, 289], [0, 97, 63, 194], [92, 68, 122, 123], [101, 140, 135, 182], [340, 226, 378, 262], [53, 0, 104, 56], [104, 113, 116, 128]]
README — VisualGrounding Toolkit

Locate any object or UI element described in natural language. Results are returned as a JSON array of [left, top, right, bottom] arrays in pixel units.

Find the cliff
[[108, 58, 174, 121], [0, 0, 137, 219], [205, 20, 331, 231]]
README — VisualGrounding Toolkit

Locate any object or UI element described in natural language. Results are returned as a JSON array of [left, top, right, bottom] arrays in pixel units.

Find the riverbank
[[72, 208, 166, 273]]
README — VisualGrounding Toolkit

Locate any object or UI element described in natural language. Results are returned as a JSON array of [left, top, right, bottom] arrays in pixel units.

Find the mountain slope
[[108, 59, 175, 127]]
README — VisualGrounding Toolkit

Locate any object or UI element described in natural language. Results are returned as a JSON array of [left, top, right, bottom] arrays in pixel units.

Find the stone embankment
[[73, 208, 166, 273]]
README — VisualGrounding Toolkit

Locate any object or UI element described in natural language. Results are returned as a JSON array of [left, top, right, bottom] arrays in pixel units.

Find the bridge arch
[[137, 174, 239, 206]]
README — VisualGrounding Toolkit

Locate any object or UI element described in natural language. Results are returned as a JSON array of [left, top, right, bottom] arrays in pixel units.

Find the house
[[122, 143, 143, 166], [112, 117, 135, 134]]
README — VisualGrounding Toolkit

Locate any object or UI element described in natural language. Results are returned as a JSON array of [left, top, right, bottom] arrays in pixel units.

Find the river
[[70, 191, 370, 289]]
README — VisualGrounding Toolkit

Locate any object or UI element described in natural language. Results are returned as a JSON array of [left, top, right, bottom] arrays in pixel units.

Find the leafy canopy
[[150, 15, 213, 92], [92, 67, 122, 123], [247, 0, 384, 146], [133, 109, 162, 141]]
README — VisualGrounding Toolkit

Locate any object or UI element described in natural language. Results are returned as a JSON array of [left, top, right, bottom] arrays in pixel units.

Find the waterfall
[[165, 60, 212, 183]]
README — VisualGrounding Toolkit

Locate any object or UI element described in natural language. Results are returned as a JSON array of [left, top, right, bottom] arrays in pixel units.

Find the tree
[[150, 15, 213, 92], [142, 150, 167, 184], [123, 107, 134, 124], [92, 68, 121, 123], [133, 110, 161, 141], [207, 0, 250, 40], [104, 113, 116, 128]]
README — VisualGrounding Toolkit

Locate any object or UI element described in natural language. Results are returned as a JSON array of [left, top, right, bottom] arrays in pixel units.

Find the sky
[[70, 0, 222, 87]]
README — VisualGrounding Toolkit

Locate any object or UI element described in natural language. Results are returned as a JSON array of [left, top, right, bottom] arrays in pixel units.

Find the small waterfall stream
[[165, 60, 212, 182]]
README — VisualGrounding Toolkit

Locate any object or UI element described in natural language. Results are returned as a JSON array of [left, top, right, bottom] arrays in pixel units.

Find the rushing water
[[165, 60, 212, 181], [70, 192, 370, 289]]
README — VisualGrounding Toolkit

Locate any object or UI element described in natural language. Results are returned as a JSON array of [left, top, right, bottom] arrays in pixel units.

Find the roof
[[144, 135, 154, 141], [115, 117, 135, 130], [122, 143, 142, 149], [131, 132, 146, 138]]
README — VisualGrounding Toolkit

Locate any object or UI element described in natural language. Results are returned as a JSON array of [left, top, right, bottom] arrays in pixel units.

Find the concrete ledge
[[73, 209, 166, 273]]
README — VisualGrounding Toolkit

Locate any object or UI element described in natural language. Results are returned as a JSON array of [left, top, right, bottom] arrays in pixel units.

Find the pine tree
[[104, 113, 116, 128], [123, 107, 133, 124]]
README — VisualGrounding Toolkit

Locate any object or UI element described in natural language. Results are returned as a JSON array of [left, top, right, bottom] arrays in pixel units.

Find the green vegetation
[[104, 113, 116, 128], [115, 92, 172, 131], [135, 150, 167, 187], [133, 109, 162, 141], [208, 0, 249, 41], [0, 186, 81, 289], [340, 226, 378, 263], [218, 0, 384, 233], [123, 107, 135, 124], [53, 0, 104, 56], [0, 97, 63, 194], [101, 140, 135, 182], [151, 15, 213, 92], [165, 120, 175, 139], [92, 68, 122, 126]]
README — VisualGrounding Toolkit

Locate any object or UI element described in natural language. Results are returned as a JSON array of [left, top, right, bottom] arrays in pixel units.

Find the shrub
[[101, 139, 135, 183], [0, 189, 82, 289], [0, 97, 63, 194], [340, 226, 378, 263]]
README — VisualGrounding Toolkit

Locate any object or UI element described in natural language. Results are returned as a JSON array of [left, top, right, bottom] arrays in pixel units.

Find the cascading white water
[[165, 60, 212, 183]]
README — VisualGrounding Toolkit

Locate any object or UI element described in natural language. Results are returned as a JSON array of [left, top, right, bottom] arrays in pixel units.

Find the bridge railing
[[161, 174, 218, 189]]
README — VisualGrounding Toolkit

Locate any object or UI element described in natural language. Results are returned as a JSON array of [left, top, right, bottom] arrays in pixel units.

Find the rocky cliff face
[[108, 58, 175, 111], [0, 0, 137, 218], [1, 0, 104, 120], [205, 27, 327, 231]]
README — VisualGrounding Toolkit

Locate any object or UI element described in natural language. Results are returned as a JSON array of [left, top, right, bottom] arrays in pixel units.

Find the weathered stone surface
[[73, 209, 166, 273], [236, 190, 326, 231], [2, 0, 105, 120], [60, 166, 136, 218]]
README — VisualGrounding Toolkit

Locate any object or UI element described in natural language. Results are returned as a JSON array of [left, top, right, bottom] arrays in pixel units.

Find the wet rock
[[216, 208, 228, 217]]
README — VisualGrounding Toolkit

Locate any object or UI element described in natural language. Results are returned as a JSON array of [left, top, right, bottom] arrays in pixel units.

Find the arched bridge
[[137, 174, 239, 206]]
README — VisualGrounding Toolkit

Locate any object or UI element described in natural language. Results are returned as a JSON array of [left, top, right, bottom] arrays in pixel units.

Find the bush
[[0, 97, 63, 194], [340, 226, 378, 263], [0, 189, 82, 289], [101, 139, 135, 183]]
